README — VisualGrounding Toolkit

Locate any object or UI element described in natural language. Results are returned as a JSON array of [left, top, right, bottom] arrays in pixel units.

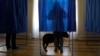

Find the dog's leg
[[43, 43, 48, 52], [44, 43, 48, 52], [43, 42, 47, 52]]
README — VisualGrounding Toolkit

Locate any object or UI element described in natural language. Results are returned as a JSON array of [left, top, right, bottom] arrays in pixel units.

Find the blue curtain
[[85, 0, 100, 33], [39, 0, 76, 32], [0, 0, 27, 33]]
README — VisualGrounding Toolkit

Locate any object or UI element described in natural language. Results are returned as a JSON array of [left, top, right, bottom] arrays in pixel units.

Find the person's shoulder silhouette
[[48, 2, 66, 20]]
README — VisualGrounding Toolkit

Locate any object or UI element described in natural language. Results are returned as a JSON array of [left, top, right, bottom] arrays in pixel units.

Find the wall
[[77, 0, 86, 40], [27, 0, 33, 37]]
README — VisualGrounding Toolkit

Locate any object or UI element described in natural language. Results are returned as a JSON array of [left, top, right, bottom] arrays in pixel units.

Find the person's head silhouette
[[48, 2, 66, 20]]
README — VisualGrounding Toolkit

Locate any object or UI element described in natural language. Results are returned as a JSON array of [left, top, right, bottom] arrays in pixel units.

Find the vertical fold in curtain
[[85, 0, 100, 33], [0, 0, 27, 33], [67, 0, 76, 32], [39, 0, 76, 32]]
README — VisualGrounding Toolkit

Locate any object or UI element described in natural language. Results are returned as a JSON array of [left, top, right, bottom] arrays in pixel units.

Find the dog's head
[[53, 31, 70, 38], [62, 32, 70, 38]]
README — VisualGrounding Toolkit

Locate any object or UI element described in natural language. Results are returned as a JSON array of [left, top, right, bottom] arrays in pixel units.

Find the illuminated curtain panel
[[0, 0, 27, 33], [39, 0, 76, 32], [85, 0, 100, 33]]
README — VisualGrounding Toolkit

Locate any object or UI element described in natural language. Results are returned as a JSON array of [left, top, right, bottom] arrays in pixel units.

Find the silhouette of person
[[48, 2, 66, 31], [48, 2, 67, 53]]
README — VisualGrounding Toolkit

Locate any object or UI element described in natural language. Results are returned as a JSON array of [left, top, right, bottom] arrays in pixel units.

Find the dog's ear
[[65, 32, 69, 37]]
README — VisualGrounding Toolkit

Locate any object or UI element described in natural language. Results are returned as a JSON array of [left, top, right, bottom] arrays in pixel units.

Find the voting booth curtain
[[85, 0, 100, 33], [0, 0, 27, 33], [39, 0, 76, 32]]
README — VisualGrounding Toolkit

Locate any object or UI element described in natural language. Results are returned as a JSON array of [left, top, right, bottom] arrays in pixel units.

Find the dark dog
[[43, 32, 69, 53]]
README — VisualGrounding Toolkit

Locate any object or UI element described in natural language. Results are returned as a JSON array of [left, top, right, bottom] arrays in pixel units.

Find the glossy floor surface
[[0, 35, 100, 56]]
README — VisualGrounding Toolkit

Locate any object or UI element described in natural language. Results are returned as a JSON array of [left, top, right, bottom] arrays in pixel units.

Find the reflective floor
[[0, 35, 100, 56]]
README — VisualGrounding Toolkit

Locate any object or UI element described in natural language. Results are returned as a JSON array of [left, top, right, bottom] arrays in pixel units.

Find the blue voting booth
[[0, 0, 27, 33], [39, 0, 76, 55], [39, 0, 76, 32]]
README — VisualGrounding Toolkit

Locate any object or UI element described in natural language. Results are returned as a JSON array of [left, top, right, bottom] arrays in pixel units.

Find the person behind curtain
[[6, 33, 18, 49], [0, 0, 27, 49], [53, 31, 64, 53], [48, 2, 67, 53], [48, 2, 66, 31]]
